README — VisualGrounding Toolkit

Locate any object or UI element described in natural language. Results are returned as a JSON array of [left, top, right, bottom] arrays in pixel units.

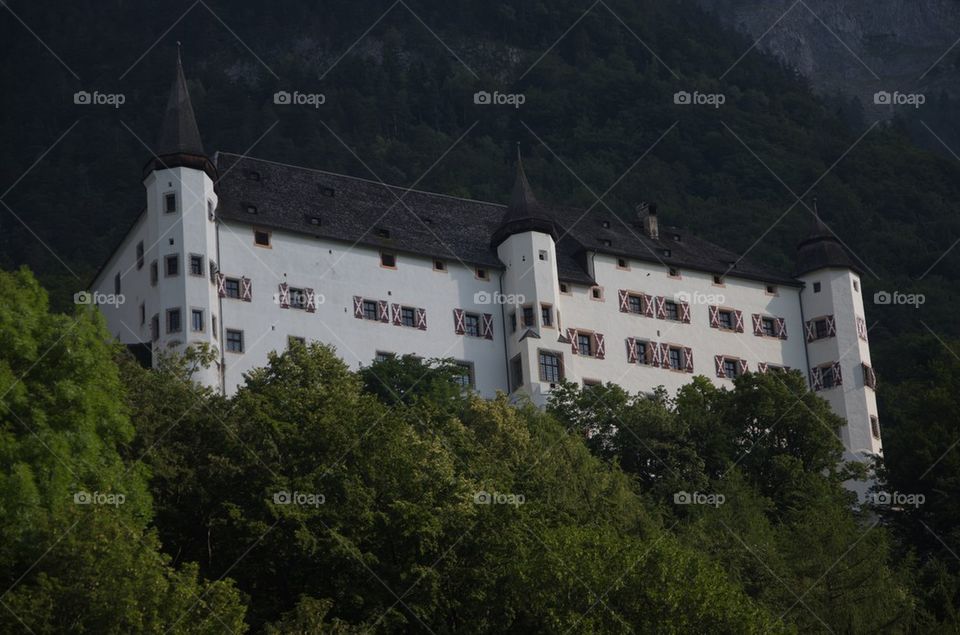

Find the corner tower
[[142, 48, 221, 388], [494, 150, 562, 405], [795, 209, 881, 493]]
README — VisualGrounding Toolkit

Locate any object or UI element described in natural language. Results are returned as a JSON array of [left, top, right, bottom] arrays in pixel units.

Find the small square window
[[225, 278, 241, 299], [719, 310, 733, 330], [538, 250, 548, 261], [166, 308, 182, 334], [761, 317, 776, 337], [591, 287, 603, 300], [226, 329, 244, 353], [713, 275, 723, 285], [136, 242, 144, 269], [577, 334, 592, 356], [165, 255, 179, 277], [540, 305, 553, 327], [766, 285, 777, 295], [381, 252, 397, 268], [723, 359, 738, 378], [191, 309, 204, 332], [668, 267, 680, 278], [164, 193, 177, 213], [559, 283, 569, 294], [628, 295, 642, 313], [664, 301, 679, 321], [522, 306, 535, 327], [401, 306, 416, 327], [245, 205, 258, 215], [815, 319, 830, 339], [813, 282, 822, 293], [289, 287, 306, 310], [617, 258, 628, 269], [476, 268, 489, 280], [189, 254, 204, 276], [362, 300, 378, 320], [434, 260, 446, 271], [254, 230, 271, 247], [150, 261, 158, 286]]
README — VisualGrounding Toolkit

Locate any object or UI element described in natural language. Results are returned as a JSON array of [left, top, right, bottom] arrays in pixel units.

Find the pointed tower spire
[[492, 147, 558, 246], [145, 45, 216, 180], [795, 199, 858, 275]]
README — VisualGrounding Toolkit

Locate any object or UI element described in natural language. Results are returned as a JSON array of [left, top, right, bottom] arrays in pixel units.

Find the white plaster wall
[[217, 221, 508, 396], [91, 211, 150, 342]]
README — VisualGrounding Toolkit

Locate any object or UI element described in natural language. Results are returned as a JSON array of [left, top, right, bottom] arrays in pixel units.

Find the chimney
[[643, 202, 659, 239]]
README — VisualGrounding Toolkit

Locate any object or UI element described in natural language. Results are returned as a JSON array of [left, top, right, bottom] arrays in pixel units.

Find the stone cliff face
[[698, 0, 960, 117]]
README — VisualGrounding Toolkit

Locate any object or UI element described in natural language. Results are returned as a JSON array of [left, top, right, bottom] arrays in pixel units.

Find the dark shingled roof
[[157, 52, 204, 156], [214, 153, 799, 287], [795, 213, 859, 276], [491, 152, 558, 246]]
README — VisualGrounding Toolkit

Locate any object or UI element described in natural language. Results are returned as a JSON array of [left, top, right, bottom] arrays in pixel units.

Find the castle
[[90, 56, 882, 470]]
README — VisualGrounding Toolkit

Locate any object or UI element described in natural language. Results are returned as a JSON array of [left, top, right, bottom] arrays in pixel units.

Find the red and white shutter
[[661, 343, 672, 369], [737, 359, 748, 375], [453, 308, 465, 334], [305, 288, 316, 312], [811, 367, 823, 391], [715, 355, 726, 378], [279, 283, 290, 308], [683, 347, 694, 373], [733, 310, 745, 333], [805, 320, 816, 342], [826, 315, 837, 337], [776, 317, 788, 340], [649, 342, 660, 367], [856, 317, 868, 341], [642, 294, 655, 317], [655, 296, 667, 319], [680, 302, 691, 324], [593, 333, 605, 360], [626, 337, 637, 363], [567, 328, 579, 355], [392, 303, 402, 326], [216, 273, 226, 298], [757, 362, 768, 374], [240, 277, 252, 302], [618, 289, 629, 313], [832, 361, 843, 386], [752, 314, 763, 336], [378, 300, 390, 322], [709, 306, 720, 328], [416, 308, 427, 331], [353, 296, 364, 318], [482, 313, 494, 340]]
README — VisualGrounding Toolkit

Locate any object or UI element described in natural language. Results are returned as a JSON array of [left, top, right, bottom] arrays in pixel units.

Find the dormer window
[[374, 227, 390, 238], [320, 186, 335, 197], [305, 215, 321, 226], [245, 204, 258, 215], [601, 220, 611, 228], [245, 170, 261, 181], [601, 239, 612, 247], [661, 249, 671, 257], [672, 234, 681, 242]]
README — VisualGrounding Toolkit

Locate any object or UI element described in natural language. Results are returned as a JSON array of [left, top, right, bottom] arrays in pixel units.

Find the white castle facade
[[91, 58, 882, 471]]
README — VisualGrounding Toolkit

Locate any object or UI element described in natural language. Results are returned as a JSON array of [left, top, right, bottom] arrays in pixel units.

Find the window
[[321, 186, 335, 197], [212, 315, 217, 339], [136, 242, 144, 269], [166, 308, 182, 334], [635, 340, 648, 364], [853, 280, 860, 292], [207, 200, 215, 220], [139, 303, 145, 325], [668, 267, 680, 278], [539, 351, 563, 383], [434, 259, 446, 271], [476, 268, 489, 280], [225, 278, 241, 299], [401, 306, 416, 327], [541, 304, 553, 327], [226, 329, 244, 353], [209, 260, 218, 283], [601, 220, 611, 228], [668, 347, 682, 371], [245, 170, 261, 181], [591, 286, 603, 300], [813, 282, 822, 293], [814, 318, 830, 339], [870, 416, 880, 439], [713, 275, 723, 285], [374, 351, 394, 363], [245, 205, 258, 215], [559, 283, 569, 294], [374, 227, 390, 238], [191, 309, 204, 332], [766, 285, 777, 295], [617, 257, 628, 269], [362, 300, 378, 320], [510, 312, 517, 333], [723, 359, 739, 379], [719, 310, 733, 330], [288, 336, 306, 348], [661, 249, 672, 257], [577, 333, 592, 356], [510, 355, 524, 390], [539, 250, 548, 261], [189, 254, 204, 276], [165, 254, 179, 277], [453, 361, 474, 388], [465, 314, 481, 337], [306, 215, 321, 226], [254, 229, 271, 247], [114, 272, 121, 295], [380, 252, 396, 268], [761, 317, 776, 337], [664, 300, 679, 321], [150, 261, 158, 286], [822, 364, 839, 389], [164, 193, 177, 213], [522, 306, 535, 327], [288, 287, 306, 310], [151, 314, 159, 341], [628, 294, 642, 314]]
